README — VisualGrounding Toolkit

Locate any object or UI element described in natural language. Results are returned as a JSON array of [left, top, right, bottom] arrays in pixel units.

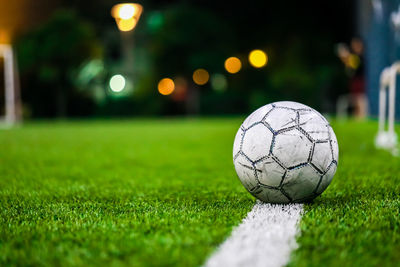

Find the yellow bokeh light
[[192, 69, 210, 85], [117, 18, 138, 32], [249, 50, 268, 68], [111, 3, 143, 32], [158, 78, 175, 95], [224, 57, 242, 74], [348, 54, 360, 69]]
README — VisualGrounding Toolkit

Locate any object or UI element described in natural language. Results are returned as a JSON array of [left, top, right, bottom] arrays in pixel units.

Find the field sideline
[[1, 118, 399, 266]]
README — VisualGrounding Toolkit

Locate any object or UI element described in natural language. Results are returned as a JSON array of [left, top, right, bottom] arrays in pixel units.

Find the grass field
[[0, 118, 399, 266], [290, 120, 400, 267]]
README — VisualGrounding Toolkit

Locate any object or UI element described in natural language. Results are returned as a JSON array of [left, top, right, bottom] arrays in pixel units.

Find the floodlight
[[111, 3, 143, 32]]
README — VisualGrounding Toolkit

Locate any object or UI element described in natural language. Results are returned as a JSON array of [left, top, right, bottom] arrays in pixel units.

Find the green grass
[[0, 118, 399, 267], [0, 119, 253, 266], [289, 120, 400, 267]]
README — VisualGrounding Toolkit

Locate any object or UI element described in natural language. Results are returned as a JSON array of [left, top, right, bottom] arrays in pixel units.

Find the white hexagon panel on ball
[[233, 101, 339, 203]]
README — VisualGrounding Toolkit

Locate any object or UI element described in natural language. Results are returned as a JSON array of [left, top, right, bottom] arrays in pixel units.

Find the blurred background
[[0, 0, 399, 120]]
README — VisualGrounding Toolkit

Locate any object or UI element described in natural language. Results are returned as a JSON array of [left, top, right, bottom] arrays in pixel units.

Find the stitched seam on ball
[[253, 155, 269, 164], [297, 126, 314, 143], [261, 105, 276, 122], [313, 175, 324, 194], [245, 121, 263, 131], [262, 121, 276, 135], [307, 142, 315, 162], [275, 125, 297, 135], [327, 125, 336, 161], [280, 188, 293, 202], [279, 170, 287, 187], [315, 139, 329, 144], [274, 106, 297, 112], [258, 183, 279, 190], [287, 162, 308, 171], [240, 151, 255, 164], [271, 155, 287, 170], [309, 162, 324, 175], [269, 135, 276, 155]]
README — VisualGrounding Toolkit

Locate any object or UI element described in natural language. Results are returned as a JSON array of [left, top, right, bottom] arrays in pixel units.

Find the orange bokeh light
[[192, 69, 209, 85], [224, 57, 242, 74], [158, 78, 175, 95]]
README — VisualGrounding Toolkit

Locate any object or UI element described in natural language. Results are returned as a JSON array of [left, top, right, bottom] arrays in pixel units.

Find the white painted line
[[204, 201, 303, 267]]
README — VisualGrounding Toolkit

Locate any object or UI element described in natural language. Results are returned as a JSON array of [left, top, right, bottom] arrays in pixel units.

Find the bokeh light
[[249, 49, 268, 68], [348, 54, 360, 69], [147, 12, 164, 32], [117, 18, 138, 31], [109, 74, 126, 92], [192, 69, 209, 85], [119, 4, 136, 19], [211, 74, 228, 91], [158, 78, 175, 95], [111, 3, 143, 32], [224, 57, 242, 74]]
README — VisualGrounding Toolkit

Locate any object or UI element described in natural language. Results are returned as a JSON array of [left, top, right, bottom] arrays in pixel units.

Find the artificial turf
[[0, 119, 254, 267], [289, 120, 400, 267], [0, 118, 399, 266]]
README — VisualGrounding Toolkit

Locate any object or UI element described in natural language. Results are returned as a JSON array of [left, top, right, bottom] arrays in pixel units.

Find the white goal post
[[0, 44, 17, 126], [375, 62, 399, 154]]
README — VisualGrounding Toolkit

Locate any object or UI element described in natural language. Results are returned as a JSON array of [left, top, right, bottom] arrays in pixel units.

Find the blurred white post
[[0, 44, 16, 126], [375, 63, 398, 154]]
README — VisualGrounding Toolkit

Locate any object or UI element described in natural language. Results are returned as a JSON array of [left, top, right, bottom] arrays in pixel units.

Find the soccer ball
[[233, 101, 339, 203]]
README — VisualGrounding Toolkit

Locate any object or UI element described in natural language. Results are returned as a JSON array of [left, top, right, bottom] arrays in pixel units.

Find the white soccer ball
[[233, 101, 339, 203]]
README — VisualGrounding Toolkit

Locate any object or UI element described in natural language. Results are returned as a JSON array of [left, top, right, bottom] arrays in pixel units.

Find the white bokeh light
[[119, 5, 136, 20], [109, 74, 126, 92]]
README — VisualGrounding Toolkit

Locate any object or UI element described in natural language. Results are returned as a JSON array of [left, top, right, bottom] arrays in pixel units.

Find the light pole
[[0, 33, 21, 127], [111, 3, 143, 83]]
